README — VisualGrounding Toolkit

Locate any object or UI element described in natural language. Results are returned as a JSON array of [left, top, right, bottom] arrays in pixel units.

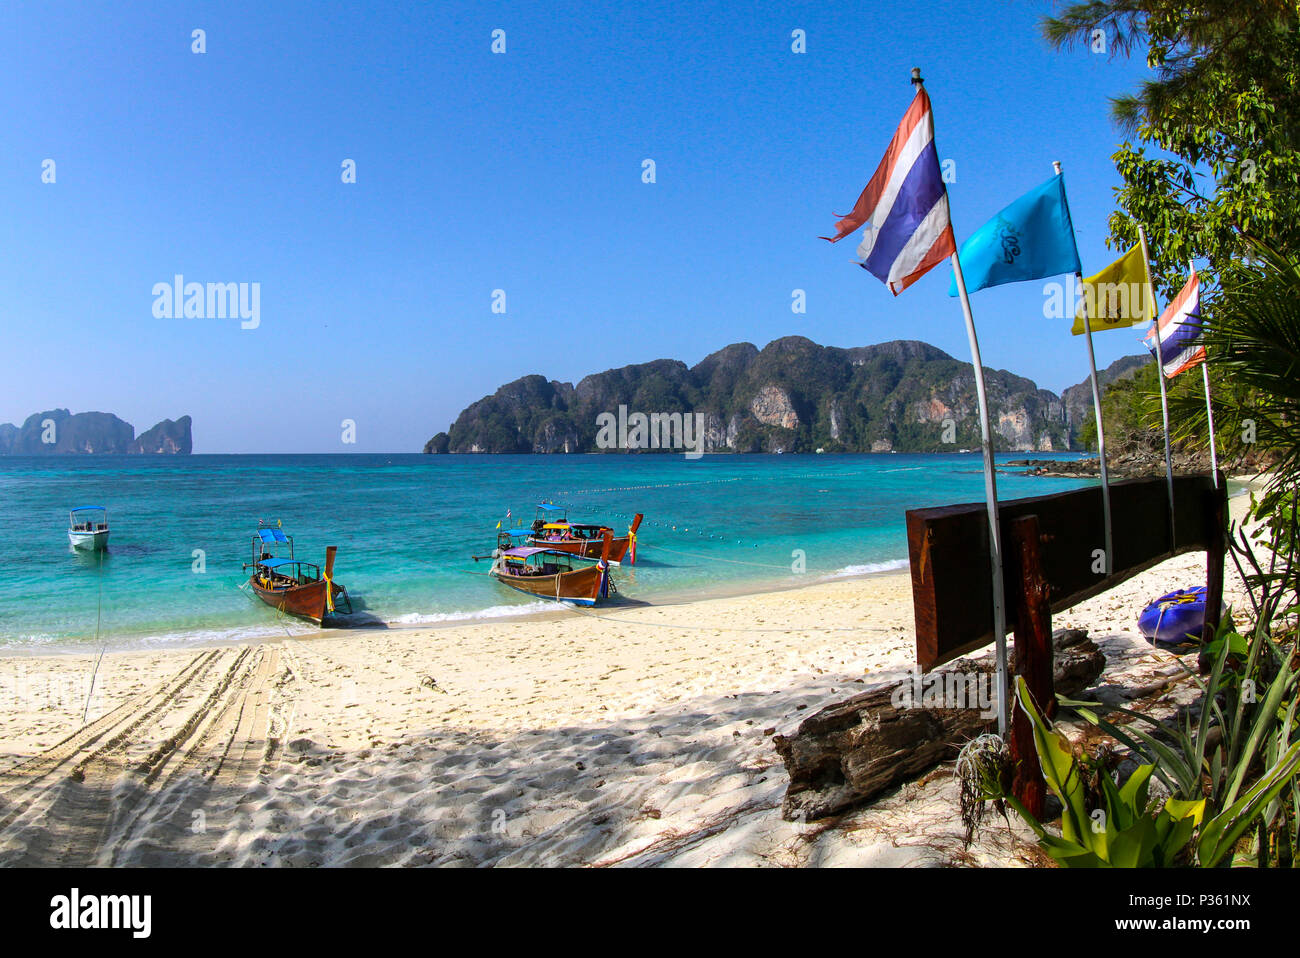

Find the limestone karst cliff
[[424, 337, 1124, 455]]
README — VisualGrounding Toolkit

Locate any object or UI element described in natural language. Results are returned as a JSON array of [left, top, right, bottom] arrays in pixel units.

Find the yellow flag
[[1071, 244, 1154, 335]]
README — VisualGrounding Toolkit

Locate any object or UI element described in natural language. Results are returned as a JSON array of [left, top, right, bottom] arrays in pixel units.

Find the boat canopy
[[258, 529, 291, 543], [259, 557, 306, 570], [541, 523, 570, 530], [536, 503, 566, 512], [502, 528, 533, 537], [503, 547, 550, 558], [71, 506, 106, 513]]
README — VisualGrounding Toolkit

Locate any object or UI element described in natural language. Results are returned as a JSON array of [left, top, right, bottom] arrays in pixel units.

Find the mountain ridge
[[423, 337, 1146, 455]]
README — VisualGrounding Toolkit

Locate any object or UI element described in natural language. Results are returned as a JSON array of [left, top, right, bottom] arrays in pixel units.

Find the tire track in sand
[[0, 645, 291, 866], [104, 646, 288, 865]]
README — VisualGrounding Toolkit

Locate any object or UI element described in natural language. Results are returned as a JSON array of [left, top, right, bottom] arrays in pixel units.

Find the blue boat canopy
[[503, 528, 533, 537], [71, 506, 106, 512], [258, 529, 290, 543], [259, 557, 305, 570], [536, 503, 566, 512]]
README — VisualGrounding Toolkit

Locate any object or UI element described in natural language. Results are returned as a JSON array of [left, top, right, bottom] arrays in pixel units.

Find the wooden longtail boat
[[488, 530, 613, 606], [243, 522, 351, 624], [522, 504, 643, 565]]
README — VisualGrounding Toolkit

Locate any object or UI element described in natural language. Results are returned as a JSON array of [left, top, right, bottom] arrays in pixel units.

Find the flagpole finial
[[910, 67, 923, 87], [1053, 160, 1062, 175]]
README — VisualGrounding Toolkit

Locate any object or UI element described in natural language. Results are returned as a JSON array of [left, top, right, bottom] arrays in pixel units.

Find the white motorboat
[[68, 506, 110, 551]]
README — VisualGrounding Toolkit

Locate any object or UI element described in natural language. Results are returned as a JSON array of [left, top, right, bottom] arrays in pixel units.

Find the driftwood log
[[773, 629, 1106, 822]]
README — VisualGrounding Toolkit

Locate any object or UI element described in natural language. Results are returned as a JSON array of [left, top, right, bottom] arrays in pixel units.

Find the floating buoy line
[[551, 467, 875, 499], [636, 543, 797, 570], [518, 466, 912, 576]]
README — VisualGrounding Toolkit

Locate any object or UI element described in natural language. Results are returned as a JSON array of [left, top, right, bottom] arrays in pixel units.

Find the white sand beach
[[0, 561, 1258, 868], [0, 509, 1256, 867]]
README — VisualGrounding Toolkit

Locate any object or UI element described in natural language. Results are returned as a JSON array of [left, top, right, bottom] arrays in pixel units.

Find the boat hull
[[490, 563, 609, 606], [249, 576, 346, 624], [526, 535, 633, 564], [69, 530, 109, 551]]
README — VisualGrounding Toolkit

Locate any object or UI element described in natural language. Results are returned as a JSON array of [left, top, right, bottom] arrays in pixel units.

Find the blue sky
[[2, 0, 1157, 453]]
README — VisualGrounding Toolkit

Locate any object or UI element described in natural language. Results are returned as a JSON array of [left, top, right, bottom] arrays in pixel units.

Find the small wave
[[1, 602, 565, 653], [389, 601, 558, 625], [133, 623, 309, 646], [822, 559, 909, 579], [0, 621, 305, 654]]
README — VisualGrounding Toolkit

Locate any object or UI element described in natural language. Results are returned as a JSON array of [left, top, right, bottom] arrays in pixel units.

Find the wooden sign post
[[1008, 515, 1054, 819], [906, 474, 1227, 813]]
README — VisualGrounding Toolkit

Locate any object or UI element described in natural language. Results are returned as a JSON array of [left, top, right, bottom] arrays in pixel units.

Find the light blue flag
[[948, 174, 1082, 296]]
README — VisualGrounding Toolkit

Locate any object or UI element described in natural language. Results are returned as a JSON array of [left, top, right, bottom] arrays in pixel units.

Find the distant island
[[424, 336, 1148, 455], [0, 410, 192, 455]]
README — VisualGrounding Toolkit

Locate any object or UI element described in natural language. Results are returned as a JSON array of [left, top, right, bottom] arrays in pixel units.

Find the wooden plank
[[907, 474, 1226, 671], [1009, 515, 1053, 820], [1202, 487, 1226, 643]]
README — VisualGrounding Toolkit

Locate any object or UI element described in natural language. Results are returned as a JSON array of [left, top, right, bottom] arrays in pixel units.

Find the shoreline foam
[[0, 557, 914, 656]]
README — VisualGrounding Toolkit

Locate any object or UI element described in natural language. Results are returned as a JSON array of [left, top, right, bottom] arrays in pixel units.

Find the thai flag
[[821, 88, 956, 295], [1146, 270, 1205, 378]]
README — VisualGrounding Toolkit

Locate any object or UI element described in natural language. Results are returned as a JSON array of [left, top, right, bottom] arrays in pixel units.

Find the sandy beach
[[0, 484, 1259, 868]]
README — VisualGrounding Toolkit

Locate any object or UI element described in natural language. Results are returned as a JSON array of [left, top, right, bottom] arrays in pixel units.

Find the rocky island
[[0, 410, 192, 455], [425, 336, 1147, 455]]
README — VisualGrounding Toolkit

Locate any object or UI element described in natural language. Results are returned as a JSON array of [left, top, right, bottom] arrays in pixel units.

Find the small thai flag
[[821, 88, 956, 295], [1146, 270, 1205, 378]]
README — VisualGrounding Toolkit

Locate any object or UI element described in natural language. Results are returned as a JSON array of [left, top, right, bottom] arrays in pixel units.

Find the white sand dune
[[0, 525, 1255, 867]]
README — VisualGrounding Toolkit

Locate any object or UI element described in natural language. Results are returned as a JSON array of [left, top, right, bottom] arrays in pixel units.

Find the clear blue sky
[[2, 0, 1156, 453]]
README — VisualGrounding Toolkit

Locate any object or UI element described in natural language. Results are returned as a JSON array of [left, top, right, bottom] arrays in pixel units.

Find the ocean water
[[0, 453, 1097, 651]]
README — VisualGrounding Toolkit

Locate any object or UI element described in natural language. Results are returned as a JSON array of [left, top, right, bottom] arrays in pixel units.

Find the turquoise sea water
[[0, 453, 1098, 652]]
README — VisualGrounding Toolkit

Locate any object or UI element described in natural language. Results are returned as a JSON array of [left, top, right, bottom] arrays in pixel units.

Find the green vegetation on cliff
[[425, 337, 1077, 455]]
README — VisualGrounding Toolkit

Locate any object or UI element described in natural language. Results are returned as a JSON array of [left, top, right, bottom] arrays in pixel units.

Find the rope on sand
[[80, 548, 107, 726]]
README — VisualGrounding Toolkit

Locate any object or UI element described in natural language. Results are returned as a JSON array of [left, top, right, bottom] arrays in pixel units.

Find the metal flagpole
[[1081, 307, 1114, 573], [950, 251, 1009, 736], [1190, 261, 1221, 488], [1152, 345, 1177, 544], [1139, 225, 1176, 547], [1201, 363, 1220, 487], [1057, 161, 1113, 574]]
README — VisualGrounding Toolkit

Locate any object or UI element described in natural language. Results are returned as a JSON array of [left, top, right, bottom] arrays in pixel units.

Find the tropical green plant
[[956, 733, 1012, 844], [1188, 247, 1300, 496], [1042, 1, 1300, 296], [1031, 1, 1300, 867], [1058, 616, 1300, 866], [1063, 622, 1289, 791], [993, 675, 1300, 867], [986, 678, 1205, 867]]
